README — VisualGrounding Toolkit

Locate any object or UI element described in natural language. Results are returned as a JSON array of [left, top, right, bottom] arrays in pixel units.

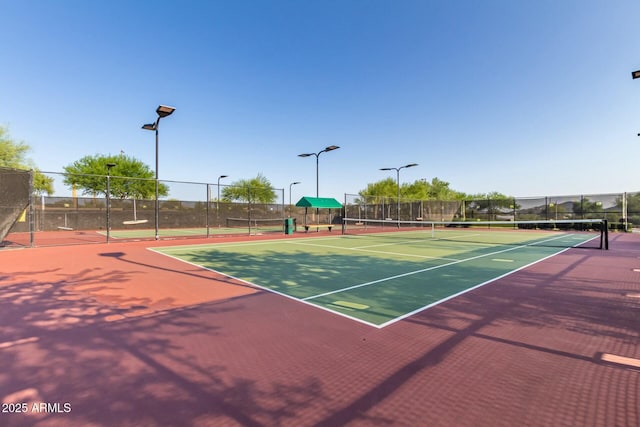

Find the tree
[[0, 125, 54, 195], [32, 172, 54, 196], [620, 193, 640, 225], [424, 177, 464, 200], [572, 197, 602, 219], [358, 178, 397, 201], [547, 202, 569, 220], [465, 191, 516, 219], [63, 154, 168, 199], [221, 173, 277, 203], [358, 177, 467, 201], [0, 126, 31, 167]]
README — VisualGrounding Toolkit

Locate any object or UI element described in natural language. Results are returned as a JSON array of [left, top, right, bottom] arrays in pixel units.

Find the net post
[[247, 187, 252, 236], [603, 219, 608, 250]]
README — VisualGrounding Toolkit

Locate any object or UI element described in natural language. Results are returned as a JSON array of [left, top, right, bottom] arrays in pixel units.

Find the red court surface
[[1, 232, 638, 426]]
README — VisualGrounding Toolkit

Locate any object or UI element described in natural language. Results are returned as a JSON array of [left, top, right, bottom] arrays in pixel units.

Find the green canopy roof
[[295, 196, 343, 209]]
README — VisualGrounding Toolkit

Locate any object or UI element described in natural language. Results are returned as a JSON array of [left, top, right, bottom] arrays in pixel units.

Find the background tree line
[[0, 126, 54, 195]]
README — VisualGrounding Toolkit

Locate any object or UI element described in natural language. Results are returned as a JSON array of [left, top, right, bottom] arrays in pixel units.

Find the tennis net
[[226, 217, 284, 234], [341, 218, 609, 249]]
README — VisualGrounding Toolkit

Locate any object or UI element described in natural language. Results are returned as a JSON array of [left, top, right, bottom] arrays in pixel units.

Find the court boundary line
[[150, 235, 345, 252], [147, 246, 383, 328], [348, 231, 485, 249], [347, 228, 580, 248], [377, 244, 579, 328], [285, 239, 461, 262]]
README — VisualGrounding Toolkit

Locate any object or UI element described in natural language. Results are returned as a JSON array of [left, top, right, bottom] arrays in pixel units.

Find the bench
[[303, 224, 335, 232]]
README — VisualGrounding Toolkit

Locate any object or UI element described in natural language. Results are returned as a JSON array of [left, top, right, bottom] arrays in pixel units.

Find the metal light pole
[[631, 70, 640, 231], [633, 70, 639, 138], [106, 162, 116, 243], [634, 70, 640, 138], [142, 105, 175, 240], [217, 175, 228, 227], [298, 145, 340, 198], [298, 146, 339, 223], [289, 181, 301, 215], [380, 163, 418, 225]]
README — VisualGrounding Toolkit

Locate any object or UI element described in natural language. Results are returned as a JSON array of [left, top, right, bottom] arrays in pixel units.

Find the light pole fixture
[[380, 163, 418, 224], [142, 104, 175, 240], [289, 181, 301, 215], [298, 145, 340, 198], [217, 175, 228, 227], [106, 162, 116, 243]]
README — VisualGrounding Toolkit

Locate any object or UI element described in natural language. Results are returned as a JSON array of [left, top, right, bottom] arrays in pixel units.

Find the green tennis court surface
[[151, 228, 599, 327]]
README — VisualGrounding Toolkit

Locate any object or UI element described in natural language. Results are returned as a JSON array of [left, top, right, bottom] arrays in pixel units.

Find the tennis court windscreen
[[341, 218, 608, 249], [0, 167, 31, 243]]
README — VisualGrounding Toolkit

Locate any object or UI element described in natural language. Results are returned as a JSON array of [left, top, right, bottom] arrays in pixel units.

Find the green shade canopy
[[295, 196, 343, 209]]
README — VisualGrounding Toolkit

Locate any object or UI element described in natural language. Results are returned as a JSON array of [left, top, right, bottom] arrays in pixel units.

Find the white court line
[[350, 232, 497, 249], [286, 240, 460, 262], [376, 244, 579, 328], [377, 233, 601, 328], [302, 233, 571, 302], [148, 246, 382, 328], [155, 235, 344, 252]]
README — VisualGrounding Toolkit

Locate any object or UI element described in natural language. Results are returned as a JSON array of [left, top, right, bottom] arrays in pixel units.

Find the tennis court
[[1, 219, 638, 427], [152, 221, 604, 327]]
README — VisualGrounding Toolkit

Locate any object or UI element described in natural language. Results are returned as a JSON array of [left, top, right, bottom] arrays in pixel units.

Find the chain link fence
[[2, 171, 289, 247], [344, 192, 639, 231], [2, 170, 639, 247]]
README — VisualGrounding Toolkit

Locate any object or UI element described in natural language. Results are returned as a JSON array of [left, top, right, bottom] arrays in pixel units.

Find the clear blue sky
[[2, 0, 640, 202]]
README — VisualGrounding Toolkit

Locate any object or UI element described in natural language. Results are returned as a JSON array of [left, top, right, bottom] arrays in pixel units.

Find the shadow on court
[[0, 262, 335, 426]]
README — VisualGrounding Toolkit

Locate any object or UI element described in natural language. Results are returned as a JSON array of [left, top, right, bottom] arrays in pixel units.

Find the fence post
[[29, 171, 35, 247], [206, 183, 210, 238], [623, 192, 628, 232]]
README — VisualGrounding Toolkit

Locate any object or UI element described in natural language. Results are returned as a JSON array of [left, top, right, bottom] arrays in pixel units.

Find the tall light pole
[[634, 70, 640, 136], [217, 175, 228, 227], [380, 163, 418, 224], [106, 162, 116, 243], [289, 181, 301, 215], [631, 70, 640, 231], [298, 145, 340, 198], [142, 105, 175, 240]]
